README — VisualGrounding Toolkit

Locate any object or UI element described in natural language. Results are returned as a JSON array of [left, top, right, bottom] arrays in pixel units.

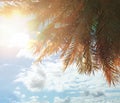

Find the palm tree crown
[[0, 0, 120, 85]]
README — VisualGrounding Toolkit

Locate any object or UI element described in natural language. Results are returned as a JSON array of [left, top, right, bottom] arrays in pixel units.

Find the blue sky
[[0, 45, 120, 103], [0, 7, 120, 103]]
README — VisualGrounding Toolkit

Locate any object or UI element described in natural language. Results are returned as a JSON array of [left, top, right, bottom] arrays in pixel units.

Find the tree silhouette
[[0, 0, 120, 85]]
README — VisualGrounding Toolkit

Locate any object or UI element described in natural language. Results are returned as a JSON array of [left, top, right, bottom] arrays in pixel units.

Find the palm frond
[[0, 0, 120, 85]]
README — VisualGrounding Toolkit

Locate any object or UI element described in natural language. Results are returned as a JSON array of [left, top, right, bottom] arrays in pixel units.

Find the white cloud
[[12, 54, 120, 103], [14, 87, 26, 99], [43, 95, 47, 99], [29, 96, 40, 103], [15, 56, 82, 92], [15, 64, 46, 92], [25, 96, 49, 103], [53, 95, 120, 103], [16, 48, 34, 59], [54, 97, 71, 103], [15, 54, 120, 97], [11, 95, 49, 103]]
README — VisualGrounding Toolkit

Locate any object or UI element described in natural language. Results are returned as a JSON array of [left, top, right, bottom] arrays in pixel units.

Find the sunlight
[[0, 11, 30, 47], [9, 33, 30, 47]]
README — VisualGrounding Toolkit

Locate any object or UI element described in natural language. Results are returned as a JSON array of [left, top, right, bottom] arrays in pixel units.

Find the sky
[[0, 6, 120, 103]]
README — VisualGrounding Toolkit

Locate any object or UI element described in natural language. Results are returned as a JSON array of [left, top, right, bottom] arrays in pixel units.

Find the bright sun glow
[[0, 11, 30, 48]]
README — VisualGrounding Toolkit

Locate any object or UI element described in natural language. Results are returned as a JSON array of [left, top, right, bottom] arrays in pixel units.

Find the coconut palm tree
[[0, 0, 120, 85]]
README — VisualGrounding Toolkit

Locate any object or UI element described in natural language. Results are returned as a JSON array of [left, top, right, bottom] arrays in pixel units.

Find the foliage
[[0, 0, 120, 85]]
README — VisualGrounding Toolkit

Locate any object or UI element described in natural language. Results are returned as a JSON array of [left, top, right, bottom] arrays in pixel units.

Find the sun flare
[[0, 11, 30, 47]]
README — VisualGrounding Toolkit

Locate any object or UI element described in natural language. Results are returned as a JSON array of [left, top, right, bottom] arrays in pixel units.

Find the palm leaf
[[0, 0, 120, 85]]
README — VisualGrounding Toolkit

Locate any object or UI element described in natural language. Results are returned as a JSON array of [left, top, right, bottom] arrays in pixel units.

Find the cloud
[[15, 56, 84, 92], [25, 96, 50, 103], [15, 64, 46, 92], [16, 48, 34, 60], [91, 91, 105, 97], [14, 61, 120, 103], [54, 97, 71, 103], [13, 87, 26, 99], [81, 90, 105, 97], [12, 96, 50, 103], [28, 96, 40, 103], [53, 95, 120, 103], [15, 54, 120, 97], [43, 95, 47, 99]]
